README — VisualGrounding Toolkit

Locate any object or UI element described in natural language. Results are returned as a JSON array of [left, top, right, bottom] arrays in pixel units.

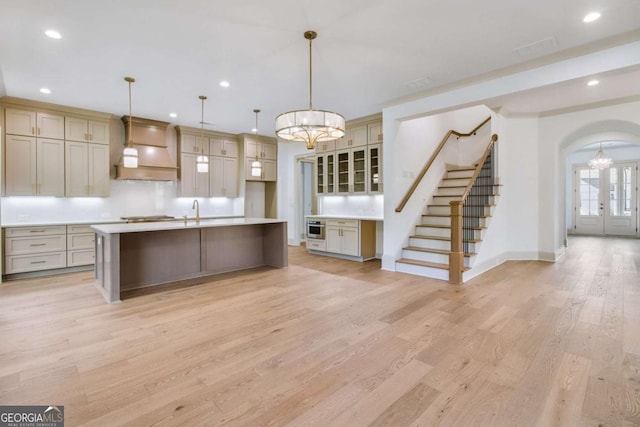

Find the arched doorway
[[563, 121, 640, 237]]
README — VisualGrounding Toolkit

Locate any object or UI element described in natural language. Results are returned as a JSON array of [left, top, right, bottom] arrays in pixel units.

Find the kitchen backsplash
[[1, 180, 243, 224], [319, 195, 384, 217]]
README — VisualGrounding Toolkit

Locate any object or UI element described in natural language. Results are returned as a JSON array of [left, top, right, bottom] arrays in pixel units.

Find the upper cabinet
[[175, 126, 240, 197], [2, 99, 112, 197], [5, 108, 65, 139], [65, 117, 109, 144], [315, 114, 382, 196]]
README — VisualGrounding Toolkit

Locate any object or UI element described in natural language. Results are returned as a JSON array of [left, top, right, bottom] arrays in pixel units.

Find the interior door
[[604, 162, 637, 236], [574, 166, 604, 234], [574, 163, 638, 236]]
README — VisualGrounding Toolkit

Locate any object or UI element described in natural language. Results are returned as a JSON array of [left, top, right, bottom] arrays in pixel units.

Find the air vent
[[513, 36, 558, 57], [404, 76, 434, 90]]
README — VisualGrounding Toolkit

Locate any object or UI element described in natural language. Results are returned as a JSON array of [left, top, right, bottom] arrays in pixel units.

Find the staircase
[[395, 163, 500, 282]]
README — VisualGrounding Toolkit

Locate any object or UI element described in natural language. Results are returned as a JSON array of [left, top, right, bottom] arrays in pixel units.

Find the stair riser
[[422, 216, 490, 228], [446, 170, 474, 179], [440, 178, 470, 187], [402, 249, 449, 264], [415, 227, 450, 238], [396, 262, 449, 281], [436, 187, 466, 196], [427, 205, 494, 216], [421, 216, 450, 226], [409, 238, 479, 253], [432, 196, 462, 204]]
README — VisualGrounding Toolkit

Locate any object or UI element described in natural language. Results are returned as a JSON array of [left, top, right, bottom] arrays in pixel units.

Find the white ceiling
[[1, 0, 639, 135]]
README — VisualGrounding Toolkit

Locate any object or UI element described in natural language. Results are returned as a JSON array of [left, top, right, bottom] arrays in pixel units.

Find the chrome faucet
[[192, 199, 200, 222]]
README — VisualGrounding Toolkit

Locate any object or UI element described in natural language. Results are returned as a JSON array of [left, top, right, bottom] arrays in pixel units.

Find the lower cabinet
[[309, 218, 376, 261], [4, 225, 67, 273], [3, 224, 97, 275], [67, 225, 95, 267]]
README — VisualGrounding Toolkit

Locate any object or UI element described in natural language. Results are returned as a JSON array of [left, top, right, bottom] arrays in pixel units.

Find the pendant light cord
[[128, 80, 132, 146], [199, 95, 207, 155], [309, 35, 313, 111]]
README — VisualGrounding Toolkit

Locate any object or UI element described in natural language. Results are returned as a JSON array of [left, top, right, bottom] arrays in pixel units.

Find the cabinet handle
[[29, 243, 47, 247], [29, 230, 46, 233], [37, 128, 41, 135], [89, 133, 93, 141], [30, 260, 47, 264], [31, 127, 35, 135]]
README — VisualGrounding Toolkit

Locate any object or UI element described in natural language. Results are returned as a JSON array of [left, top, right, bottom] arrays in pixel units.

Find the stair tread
[[423, 213, 492, 218], [404, 246, 476, 256], [447, 166, 475, 171], [416, 224, 485, 230], [397, 258, 470, 271], [409, 235, 481, 243]]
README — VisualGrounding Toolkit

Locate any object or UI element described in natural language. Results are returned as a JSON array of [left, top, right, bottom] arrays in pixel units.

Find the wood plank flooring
[[0, 235, 638, 426]]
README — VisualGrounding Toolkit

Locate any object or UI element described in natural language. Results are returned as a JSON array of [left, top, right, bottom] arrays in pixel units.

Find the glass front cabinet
[[367, 143, 382, 193], [316, 152, 336, 194], [315, 116, 382, 196]]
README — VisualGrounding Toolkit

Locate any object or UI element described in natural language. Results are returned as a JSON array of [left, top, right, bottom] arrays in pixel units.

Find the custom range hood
[[115, 116, 178, 181]]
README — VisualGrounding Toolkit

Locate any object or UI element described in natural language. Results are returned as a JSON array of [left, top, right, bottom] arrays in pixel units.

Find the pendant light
[[251, 109, 262, 177], [275, 30, 345, 150], [123, 77, 138, 168], [588, 142, 613, 170], [196, 95, 209, 173]]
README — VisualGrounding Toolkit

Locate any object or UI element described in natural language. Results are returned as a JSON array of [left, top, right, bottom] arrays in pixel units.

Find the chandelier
[[275, 30, 345, 150], [588, 143, 612, 170], [122, 77, 138, 168]]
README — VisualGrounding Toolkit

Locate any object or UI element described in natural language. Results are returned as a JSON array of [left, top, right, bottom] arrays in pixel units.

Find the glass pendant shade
[[588, 143, 613, 170], [123, 76, 138, 169], [196, 155, 209, 173], [251, 159, 262, 177], [123, 146, 138, 168], [275, 30, 344, 150]]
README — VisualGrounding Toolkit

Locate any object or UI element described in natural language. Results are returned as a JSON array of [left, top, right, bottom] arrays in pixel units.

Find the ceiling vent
[[514, 36, 558, 58]]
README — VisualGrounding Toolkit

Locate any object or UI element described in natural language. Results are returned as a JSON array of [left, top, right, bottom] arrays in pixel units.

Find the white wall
[[1, 180, 243, 224], [277, 140, 312, 245]]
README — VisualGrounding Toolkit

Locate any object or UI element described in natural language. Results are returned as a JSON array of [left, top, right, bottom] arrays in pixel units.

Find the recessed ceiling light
[[251, 128, 258, 133], [40, 87, 52, 94], [169, 113, 177, 118], [220, 81, 230, 88], [587, 79, 599, 86], [45, 29, 62, 39], [583, 12, 601, 23]]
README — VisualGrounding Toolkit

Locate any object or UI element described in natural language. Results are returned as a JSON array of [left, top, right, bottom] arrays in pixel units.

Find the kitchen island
[[91, 218, 287, 303]]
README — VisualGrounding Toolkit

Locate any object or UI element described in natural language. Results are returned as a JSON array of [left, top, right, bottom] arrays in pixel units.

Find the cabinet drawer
[[67, 224, 93, 234], [67, 233, 95, 250], [4, 225, 66, 237], [5, 235, 67, 255], [326, 219, 359, 228], [67, 249, 95, 267], [306, 239, 327, 251], [4, 252, 66, 274]]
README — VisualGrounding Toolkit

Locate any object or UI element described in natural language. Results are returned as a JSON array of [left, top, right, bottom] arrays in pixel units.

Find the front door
[[573, 162, 638, 236]]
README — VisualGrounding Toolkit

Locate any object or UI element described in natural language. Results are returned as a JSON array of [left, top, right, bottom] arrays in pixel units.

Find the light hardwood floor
[[0, 236, 639, 426]]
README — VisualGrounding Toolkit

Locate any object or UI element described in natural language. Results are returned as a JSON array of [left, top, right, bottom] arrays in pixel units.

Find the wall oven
[[307, 219, 326, 240]]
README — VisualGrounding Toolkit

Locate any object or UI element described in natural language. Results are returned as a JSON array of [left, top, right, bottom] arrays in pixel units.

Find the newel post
[[449, 201, 464, 284]]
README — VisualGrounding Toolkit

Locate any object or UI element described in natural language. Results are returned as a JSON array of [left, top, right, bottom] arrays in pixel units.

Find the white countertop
[[305, 214, 384, 221], [2, 219, 126, 227], [92, 217, 286, 234], [1, 215, 243, 228]]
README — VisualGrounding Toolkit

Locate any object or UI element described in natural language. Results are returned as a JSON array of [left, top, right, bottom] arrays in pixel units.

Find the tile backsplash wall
[[319, 195, 384, 217], [1, 180, 243, 224]]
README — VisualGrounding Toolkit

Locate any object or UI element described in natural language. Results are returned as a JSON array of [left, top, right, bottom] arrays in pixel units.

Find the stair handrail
[[449, 133, 498, 284], [395, 116, 491, 213]]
